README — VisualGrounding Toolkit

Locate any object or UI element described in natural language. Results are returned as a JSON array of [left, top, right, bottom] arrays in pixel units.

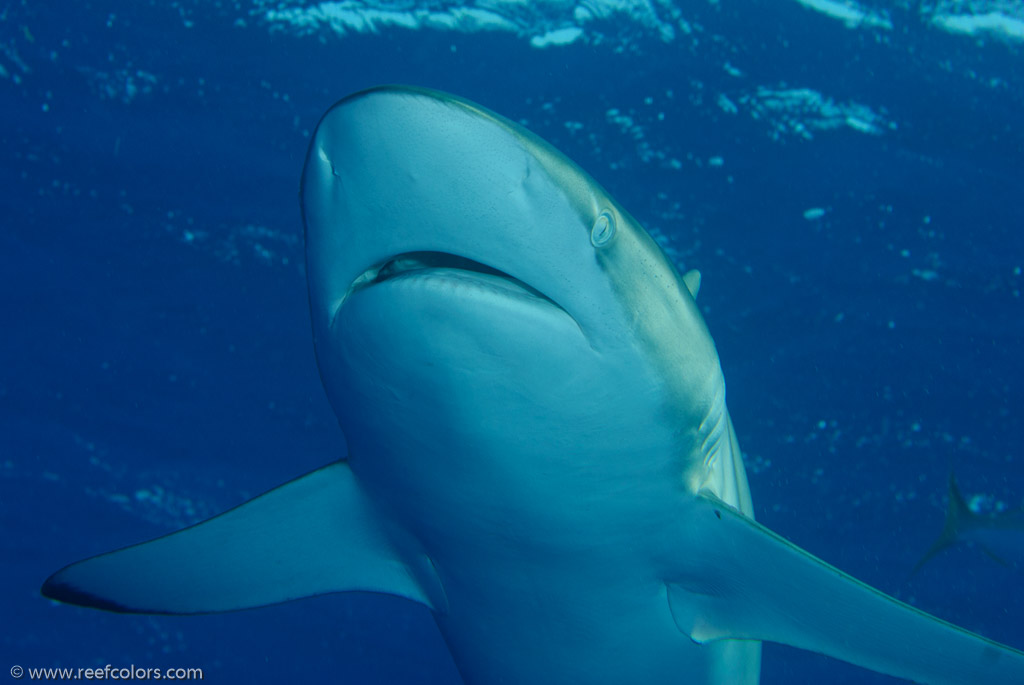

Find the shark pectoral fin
[[667, 495, 1024, 683], [42, 462, 436, 615]]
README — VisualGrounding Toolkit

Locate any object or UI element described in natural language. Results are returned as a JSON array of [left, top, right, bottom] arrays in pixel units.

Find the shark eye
[[590, 211, 616, 248]]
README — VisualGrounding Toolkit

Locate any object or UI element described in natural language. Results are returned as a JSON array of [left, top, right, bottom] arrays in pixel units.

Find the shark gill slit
[[697, 389, 728, 476]]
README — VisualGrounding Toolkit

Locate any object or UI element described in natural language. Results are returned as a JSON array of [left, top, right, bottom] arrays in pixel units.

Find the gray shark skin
[[43, 86, 1024, 685]]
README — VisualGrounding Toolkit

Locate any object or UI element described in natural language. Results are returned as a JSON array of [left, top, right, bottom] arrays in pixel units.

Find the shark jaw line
[[333, 250, 573, 327]]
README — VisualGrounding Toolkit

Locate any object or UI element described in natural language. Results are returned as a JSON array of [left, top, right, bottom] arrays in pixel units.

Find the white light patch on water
[[932, 10, 1024, 42], [77, 67, 158, 104], [0, 22, 32, 85], [264, 3, 516, 36], [741, 87, 891, 140], [605, 106, 666, 163], [968, 493, 991, 514], [258, 0, 677, 46], [164, 217, 300, 268], [845, 114, 882, 134], [0, 44, 26, 82], [793, 0, 892, 30], [530, 26, 583, 48], [59, 434, 222, 529]]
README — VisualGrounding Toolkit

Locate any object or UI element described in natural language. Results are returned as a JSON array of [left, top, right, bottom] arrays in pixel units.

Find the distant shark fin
[[42, 462, 441, 614], [909, 472, 973, 577], [666, 493, 1024, 683]]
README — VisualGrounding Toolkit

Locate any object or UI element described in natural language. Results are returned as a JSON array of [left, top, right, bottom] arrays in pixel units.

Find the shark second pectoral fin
[[666, 494, 1024, 684], [42, 462, 436, 614]]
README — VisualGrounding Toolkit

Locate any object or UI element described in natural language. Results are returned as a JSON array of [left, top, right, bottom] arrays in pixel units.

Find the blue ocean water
[[2, 1, 1023, 683]]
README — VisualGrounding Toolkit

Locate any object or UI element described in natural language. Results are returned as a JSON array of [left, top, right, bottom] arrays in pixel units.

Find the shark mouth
[[344, 251, 562, 311]]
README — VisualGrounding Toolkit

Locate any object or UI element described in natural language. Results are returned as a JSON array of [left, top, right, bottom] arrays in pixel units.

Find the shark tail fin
[[42, 462, 440, 614], [910, 472, 974, 577]]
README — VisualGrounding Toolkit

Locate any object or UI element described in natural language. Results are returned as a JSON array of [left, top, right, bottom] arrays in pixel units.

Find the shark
[[43, 85, 1024, 684], [913, 473, 1024, 574]]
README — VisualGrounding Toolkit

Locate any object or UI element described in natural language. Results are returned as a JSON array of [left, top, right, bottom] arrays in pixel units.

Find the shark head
[[298, 86, 758, 683], [301, 86, 733, 502]]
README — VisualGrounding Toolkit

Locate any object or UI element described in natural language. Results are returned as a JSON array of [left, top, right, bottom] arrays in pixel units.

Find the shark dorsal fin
[[683, 269, 702, 299]]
